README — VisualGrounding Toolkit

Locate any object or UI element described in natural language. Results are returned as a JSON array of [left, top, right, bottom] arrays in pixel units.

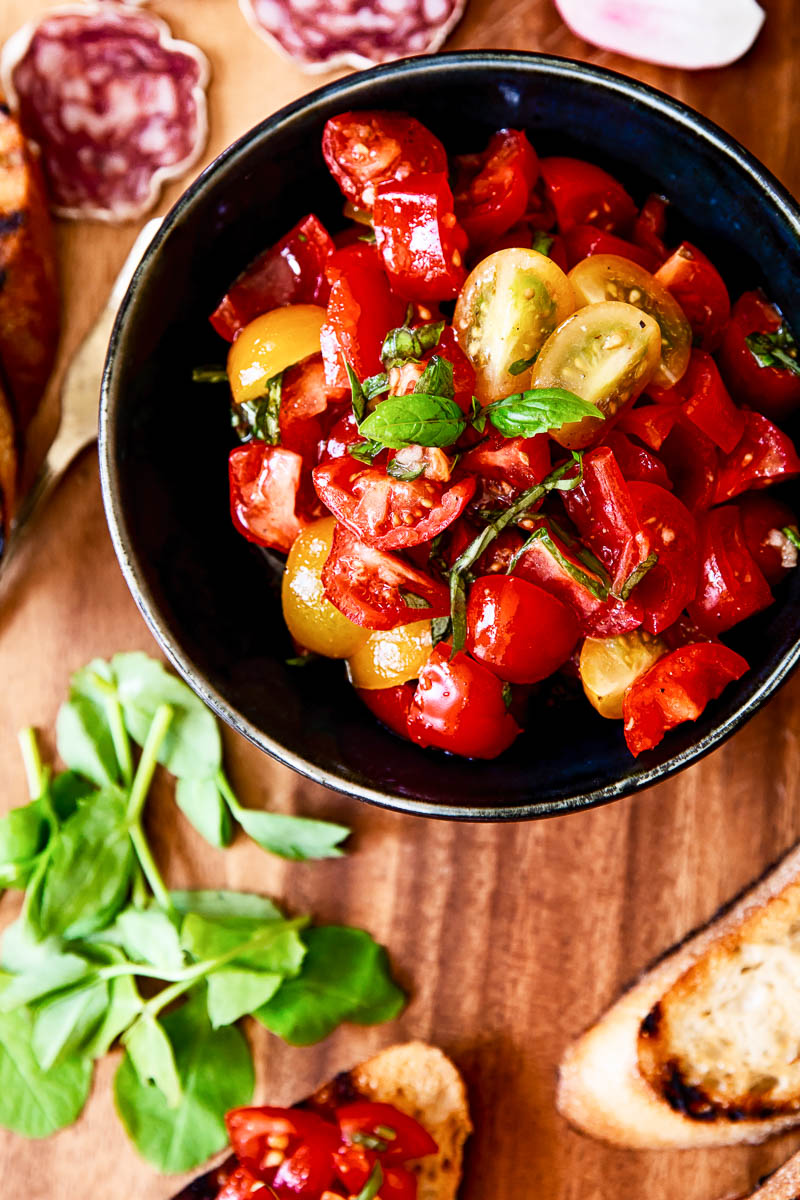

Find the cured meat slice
[[0, 4, 210, 222], [240, 0, 469, 73]]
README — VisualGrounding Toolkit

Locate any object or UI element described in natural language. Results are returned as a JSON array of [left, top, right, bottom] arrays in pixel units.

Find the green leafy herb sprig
[[746, 322, 800, 377], [0, 654, 403, 1171]]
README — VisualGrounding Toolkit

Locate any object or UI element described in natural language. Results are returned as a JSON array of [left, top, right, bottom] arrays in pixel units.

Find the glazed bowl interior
[[101, 52, 800, 820]]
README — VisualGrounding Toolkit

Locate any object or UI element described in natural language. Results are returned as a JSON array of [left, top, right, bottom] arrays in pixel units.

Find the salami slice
[[0, 5, 210, 222], [240, 0, 469, 73]]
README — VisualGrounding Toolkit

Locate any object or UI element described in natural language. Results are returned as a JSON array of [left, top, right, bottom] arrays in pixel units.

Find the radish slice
[[554, 0, 766, 70]]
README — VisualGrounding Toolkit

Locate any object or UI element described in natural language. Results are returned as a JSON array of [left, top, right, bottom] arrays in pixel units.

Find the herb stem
[[215, 768, 242, 817], [129, 823, 174, 916], [126, 705, 173, 823], [107, 697, 134, 788], [18, 728, 44, 801]]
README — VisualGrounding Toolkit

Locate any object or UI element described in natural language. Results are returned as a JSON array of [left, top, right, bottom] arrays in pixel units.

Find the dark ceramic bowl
[[100, 51, 800, 821]]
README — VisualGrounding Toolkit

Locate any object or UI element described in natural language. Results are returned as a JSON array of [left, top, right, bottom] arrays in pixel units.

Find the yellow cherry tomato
[[568, 254, 692, 387], [227, 304, 327, 405], [533, 301, 661, 448], [579, 630, 667, 719], [282, 518, 368, 659], [346, 620, 432, 689], [453, 247, 576, 402]]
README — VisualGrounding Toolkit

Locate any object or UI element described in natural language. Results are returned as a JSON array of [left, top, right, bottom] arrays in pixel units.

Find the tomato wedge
[[229, 444, 317, 554], [407, 643, 521, 759], [713, 410, 800, 503], [225, 1107, 339, 1190], [453, 129, 538, 244], [687, 505, 773, 636], [539, 156, 637, 234], [599, 430, 671, 489], [217, 1165, 272, 1199], [374, 173, 468, 302], [622, 643, 749, 756], [357, 682, 415, 736], [562, 446, 652, 593], [563, 224, 659, 272], [459, 427, 551, 497], [676, 349, 745, 454], [737, 493, 799, 587], [210, 214, 335, 342], [632, 194, 668, 263], [321, 523, 449, 630], [337, 1101, 438, 1163], [654, 241, 730, 352], [617, 402, 678, 452], [658, 416, 719, 511], [320, 243, 406, 391], [718, 290, 800, 421], [627, 481, 698, 634], [466, 575, 579, 683], [313, 458, 475, 551], [322, 111, 447, 211]]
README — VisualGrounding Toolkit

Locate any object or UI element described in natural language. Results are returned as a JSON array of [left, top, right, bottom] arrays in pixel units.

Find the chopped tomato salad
[[205, 110, 800, 760]]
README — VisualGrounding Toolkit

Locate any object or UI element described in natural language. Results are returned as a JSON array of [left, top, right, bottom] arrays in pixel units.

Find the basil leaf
[[746, 323, 800, 376], [0, 1004, 92, 1137], [232, 805, 349, 862], [170, 890, 284, 923], [414, 354, 454, 400], [0, 951, 93, 1011], [449, 575, 468, 657], [618, 551, 659, 602], [206, 968, 283, 1028], [230, 372, 283, 444], [55, 696, 119, 789], [387, 457, 425, 481], [112, 908, 184, 974], [486, 388, 602, 439], [430, 616, 452, 648], [348, 440, 383, 465], [0, 805, 48, 888], [180, 913, 307, 977], [363, 372, 390, 401], [32, 977, 109, 1070], [122, 1013, 182, 1108], [508, 355, 538, 376], [254, 926, 405, 1047], [82, 972, 142, 1059], [347, 362, 368, 423], [175, 777, 233, 849], [381, 320, 444, 368], [359, 393, 465, 450], [192, 365, 228, 384], [398, 589, 431, 610], [355, 1163, 383, 1200], [782, 525, 800, 550], [531, 231, 554, 256], [114, 994, 254, 1172]]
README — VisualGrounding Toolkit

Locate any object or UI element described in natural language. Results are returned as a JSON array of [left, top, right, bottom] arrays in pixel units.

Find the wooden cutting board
[[1, 1, 799, 1196]]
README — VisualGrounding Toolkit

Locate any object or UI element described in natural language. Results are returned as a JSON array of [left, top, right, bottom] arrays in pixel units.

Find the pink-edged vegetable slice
[[239, 0, 468, 73], [554, 0, 765, 70], [0, 4, 210, 222]]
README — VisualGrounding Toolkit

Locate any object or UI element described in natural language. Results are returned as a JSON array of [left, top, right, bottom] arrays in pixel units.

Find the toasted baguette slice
[[172, 1041, 471, 1200], [558, 842, 800, 1149], [727, 1150, 800, 1199]]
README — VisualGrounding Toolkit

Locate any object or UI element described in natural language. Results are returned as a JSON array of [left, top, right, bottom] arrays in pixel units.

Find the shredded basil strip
[[618, 551, 659, 601], [230, 372, 283, 445], [398, 589, 430, 610], [485, 388, 602, 439], [505, 522, 608, 602], [192, 365, 228, 384], [354, 1163, 384, 1200], [430, 616, 452, 647], [508, 355, 538, 376], [387, 457, 426, 481], [348, 441, 383, 465], [746, 323, 800, 377], [352, 1131, 390, 1152], [415, 354, 454, 401], [782, 525, 800, 551], [359, 392, 465, 450], [347, 362, 368, 423], [381, 320, 445, 368]]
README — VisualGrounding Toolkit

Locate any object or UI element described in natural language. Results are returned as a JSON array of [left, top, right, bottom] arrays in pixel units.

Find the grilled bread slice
[[172, 1041, 471, 1200], [558, 842, 800, 1149], [733, 1149, 800, 1199]]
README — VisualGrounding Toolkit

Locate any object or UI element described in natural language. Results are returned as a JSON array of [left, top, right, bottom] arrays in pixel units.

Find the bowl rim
[[99, 49, 800, 822]]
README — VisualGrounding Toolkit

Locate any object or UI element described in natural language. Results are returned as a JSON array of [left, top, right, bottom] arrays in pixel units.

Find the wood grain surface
[[1, 2, 799, 1197]]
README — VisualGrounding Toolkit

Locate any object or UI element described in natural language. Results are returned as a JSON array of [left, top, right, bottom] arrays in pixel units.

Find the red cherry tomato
[[278, 357, 336, 463], [225, 1107, 339, 1191], [229, 444, 317, 554], [563, 224, 658, 272], [407, 644, 521, 759], [599, 430, 671, 489], [737, 493, 799, 587], [322, 111, 448, 211], [622, 643, 749, 756], [632, 193, 668, 263], [357, 683, 415, 736], [713, 410, 800, 503], [459, 427, 551, 498], [675, 349, 744, 454], [617, 402, 678, 452], [217, 1165, 272, 1199], [539, 156, 636, 234], [453, 129, 538, 244], [210, 214, 335, 342], [687, 505, 773, 636], [658, 417, 719, 511], [374, 173, 468, 303], [434, 325, 477, 413], [654, 242, 731, 351], [333, 1145, 417, 1200], [320, 244, 406, 391], [476, 225, 569, 272], [336, 1101, 438, 1164], [319, 410, 383, 465], [466, 575, 579, 683], [562, 447, 653, 593], [321, 523, 449, 630], [312, 458, 475, 551], [718, 290, 800, 421], [627, 481, 698, 634]]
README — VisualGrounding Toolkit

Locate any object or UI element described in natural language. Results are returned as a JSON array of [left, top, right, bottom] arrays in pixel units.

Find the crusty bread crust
[[557, 842, 800, 1148]]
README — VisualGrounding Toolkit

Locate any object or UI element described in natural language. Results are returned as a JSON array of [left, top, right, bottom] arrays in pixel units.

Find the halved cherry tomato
[[627, 481, 698, 634], [217, 1165, 272, 1199], [737, 493, 799, 587], [687, 505, 773, 635], [356, 682, 415, 736], [210, 214, 335, 342], [374, 173, 468, 302], [599, 430, 671, 489], [458, 427, 551, 497], [563, 225, 659, 272], [225, 1107, 339, 1190], [227, 306, 326, 405], [319, 411, 380, 465], [278, 357, 334, 462], [718, 290, 800, 421], [312, 458, 475, 551], [654, 242, 730, 351], [658, 416, 719, 511], [347, 620, 432, 689], [632, 194, 668, 263], [282, 518, 368, 658], [476, 225, 569, 272], [579, 630, 667, 719], [321, 524, 449, 630], [453, 129, 538, 244], [320, 244, 406, 391], [337, 1101, 438, 1164], [568, 254, 692, 388], [562, 446, 652, 593], [539, 157, 637, 234], [713, 410, 800, 503], [229, 444, 316, 554], [453, 247, 576, 400], [533, 301, 661, 448], [430, 325, 477, 413], [622, 643, 749, 756], [333, 1144, 417, 1200], [466, 575, 579, 683], [616, 401, 678, 451], [407, 644, 521, 759], [322, 112, 447, 211], [675, 349, 744, 454]]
